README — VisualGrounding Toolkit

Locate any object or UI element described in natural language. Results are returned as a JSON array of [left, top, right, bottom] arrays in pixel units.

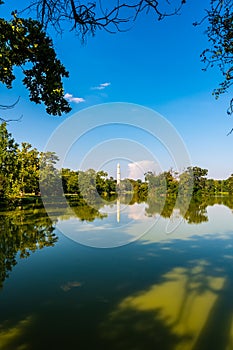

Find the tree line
[[1, 122, 233, 200], [0, 122, 59, 198], [145, 167, 233, 197]]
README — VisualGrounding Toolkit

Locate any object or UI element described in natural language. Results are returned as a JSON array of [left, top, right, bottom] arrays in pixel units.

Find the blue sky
[[1, 0, 233, 179]]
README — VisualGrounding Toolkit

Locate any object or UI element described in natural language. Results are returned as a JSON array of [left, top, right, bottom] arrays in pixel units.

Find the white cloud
[[92, 82, 111, 90], [128, 161, 157, 180], [64, 93, 85, 104], [128, 203, 146, 221]]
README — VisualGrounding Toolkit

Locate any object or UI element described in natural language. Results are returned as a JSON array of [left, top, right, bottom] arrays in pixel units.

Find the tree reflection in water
[[2, 195, 233, 289], [1, 196, 233, 349], [146, 194, 233, 224], [0, 202, 58, 288]]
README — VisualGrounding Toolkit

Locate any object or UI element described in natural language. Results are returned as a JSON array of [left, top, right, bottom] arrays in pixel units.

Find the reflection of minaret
[[117, 199, 120, 223], [117, 163, 121, 185]]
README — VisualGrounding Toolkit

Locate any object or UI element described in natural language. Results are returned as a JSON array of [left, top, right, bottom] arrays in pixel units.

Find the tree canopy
[[198, 0, 233, 114], [0, 0, 232, 115], [0, 12, 71, 115]]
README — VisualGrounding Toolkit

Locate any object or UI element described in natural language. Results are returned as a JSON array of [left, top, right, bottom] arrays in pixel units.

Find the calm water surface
[[1, 196, 233, 350]]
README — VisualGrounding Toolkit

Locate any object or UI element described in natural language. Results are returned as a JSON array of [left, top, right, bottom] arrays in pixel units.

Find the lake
[[1, 196, 233, 349]]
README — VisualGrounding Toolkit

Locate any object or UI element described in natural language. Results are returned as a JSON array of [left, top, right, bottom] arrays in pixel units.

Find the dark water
[[1, 196, 233, 349]]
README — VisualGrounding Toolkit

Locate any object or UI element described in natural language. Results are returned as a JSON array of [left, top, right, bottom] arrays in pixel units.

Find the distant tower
[[117, 163, 121, 185]]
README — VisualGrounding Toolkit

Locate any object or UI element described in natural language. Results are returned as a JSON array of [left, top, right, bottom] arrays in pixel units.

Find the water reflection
[[1, 196, 233, 349], [145, 195, 233, 224], [117, 199, 120, 223], [100, 233, 233, 350], [66, 194, 233, 226], [1, 230, 233, 349], [0, 202, 57, 288], [55, 195, 233, 247], [103, 264, 226, 349], [1, 195, 233, 286]]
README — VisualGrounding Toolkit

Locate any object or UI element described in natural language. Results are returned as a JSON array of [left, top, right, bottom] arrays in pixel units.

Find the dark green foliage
[[0, 122, 19, 196], [61, 168, 80, 194], [0, 204, 57, 288], [105, 176, 117, 194], [180, 166, 208, 196], [0, 123, 61, 198], [96, 171, 108, 195], [39, 151, 61, 196], [0, 14, 71, 115], [18, 142, 40, 194], [145, 170, 178, 197], [225, 174, 233, 194], [128, 179, 148, 198], [198, 0, 233, 113], [0, 174, 6, 197]]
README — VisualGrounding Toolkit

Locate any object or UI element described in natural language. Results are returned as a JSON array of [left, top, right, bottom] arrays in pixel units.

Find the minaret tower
[[117, 163, 121, 185]]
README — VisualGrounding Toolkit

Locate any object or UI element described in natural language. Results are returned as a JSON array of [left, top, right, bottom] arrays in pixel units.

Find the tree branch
[[0, 97, 20, 110], [19, 0, 186, 40]]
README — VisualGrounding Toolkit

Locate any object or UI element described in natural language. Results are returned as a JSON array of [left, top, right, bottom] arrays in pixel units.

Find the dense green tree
[[0, 174, 6, 197], [0, 123, 65, 198], [66, 170, 80, 194], [176, 169, 193, 197], [138, 182, 148, 198], [214, 179, 225, 193], [0, 13, 71, 115], [78, 169, 98, 202], [206, 178, 216, 194], [179, 167, 208, 196], [61, 168, 70, 193], [105, 176, 117, 194], [221, 179, 228, 193], [225, 174, 233, 194], [96, 171, 108, 195], [17, 142, 40, 194], [145, 171, 168, 197], [128, 179, 148, 199], [204, 178, 225, 194], [191, 166, 208, 195], [163, 170, 178, 196], [0, 122, 19, 197], [39, 151, 61, 196]]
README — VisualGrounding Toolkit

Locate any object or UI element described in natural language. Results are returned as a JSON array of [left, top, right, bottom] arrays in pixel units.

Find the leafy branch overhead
[[0, 1, 232, 115], [0, 13, 71, 115], [197, 0, 233, 114]]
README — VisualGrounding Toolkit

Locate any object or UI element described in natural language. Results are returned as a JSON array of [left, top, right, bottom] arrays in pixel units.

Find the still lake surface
[[1, 196, 233, 349]]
